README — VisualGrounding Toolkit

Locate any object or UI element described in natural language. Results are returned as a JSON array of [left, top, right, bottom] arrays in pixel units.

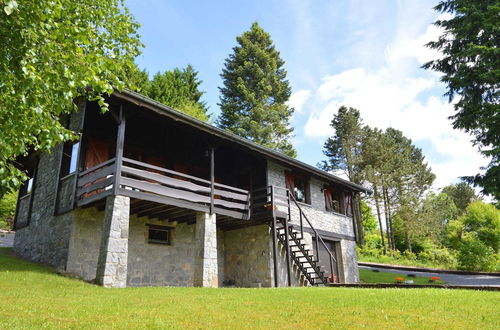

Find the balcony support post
[[210, 146, 215, 215], [114, 105, 126, 195]]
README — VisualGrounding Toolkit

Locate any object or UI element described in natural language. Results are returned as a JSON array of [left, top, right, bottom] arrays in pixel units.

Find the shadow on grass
[[0, 247, 55, 274]]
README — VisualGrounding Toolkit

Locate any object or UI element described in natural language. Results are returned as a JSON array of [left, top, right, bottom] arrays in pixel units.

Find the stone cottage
[[13, 90, 370, 288]]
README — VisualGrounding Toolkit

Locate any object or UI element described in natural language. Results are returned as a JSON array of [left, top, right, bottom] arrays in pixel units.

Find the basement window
[[147, 224, 171, 245]]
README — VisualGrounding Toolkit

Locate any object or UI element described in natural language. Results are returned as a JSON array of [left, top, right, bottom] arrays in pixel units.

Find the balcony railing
[[75, 158, 250, 220]]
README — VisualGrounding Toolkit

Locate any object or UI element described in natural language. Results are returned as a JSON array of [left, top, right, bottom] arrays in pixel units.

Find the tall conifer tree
[[217, 22, 296, 157]]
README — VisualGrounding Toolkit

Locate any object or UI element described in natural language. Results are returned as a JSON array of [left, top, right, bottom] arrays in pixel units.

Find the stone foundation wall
[[224, 225, 273, 287], [13, 146, 72, 270], [66, 207, 104, 281], [127, 218, 197, 287], [340, 239, 359, 283]]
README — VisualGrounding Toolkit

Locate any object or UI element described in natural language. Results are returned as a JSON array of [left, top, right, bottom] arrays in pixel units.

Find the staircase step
[[289, 243, 306, 248]]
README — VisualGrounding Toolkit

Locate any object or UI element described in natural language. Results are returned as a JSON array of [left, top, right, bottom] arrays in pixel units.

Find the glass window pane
[[69, 142, 80, 173]]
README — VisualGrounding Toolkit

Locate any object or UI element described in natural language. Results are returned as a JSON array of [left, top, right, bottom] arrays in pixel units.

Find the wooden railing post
[[270, 185, 279, 287], [210, 146, 215, 215], [113, 105, 126, 195], [284, 189, 292, 287]]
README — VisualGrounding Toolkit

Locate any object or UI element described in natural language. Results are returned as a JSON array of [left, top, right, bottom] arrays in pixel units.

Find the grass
[[358, 254, 457, 270], [1, 248, 499, 329], [359, 268, 446, 285]]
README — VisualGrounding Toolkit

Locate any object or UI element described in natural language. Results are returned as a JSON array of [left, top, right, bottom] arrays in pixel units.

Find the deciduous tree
[[0, 0, 142, 195]]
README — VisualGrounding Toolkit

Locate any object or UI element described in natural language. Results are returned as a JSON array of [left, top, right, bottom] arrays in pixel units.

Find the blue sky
[[126, 0, 487, 191]]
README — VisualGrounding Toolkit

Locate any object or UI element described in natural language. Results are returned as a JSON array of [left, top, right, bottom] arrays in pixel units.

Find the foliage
[[0, 191, 17, 230], [217, 22, 296, 157], [441, 182, 477, 214], [357, 246, 458, 270], [418, 192, 459, 243], [446, 201, 500, 271], [1, 248, 498, 328], [423, 0, 500, 199], [457, 237, 498, 271], [122, 62, 150, 93], [0, 0, 142, 195], [321, 106, 364, 182], [147, 65, 209, 121], [122, 63, 209, 121], [361, 201, 378, 233]]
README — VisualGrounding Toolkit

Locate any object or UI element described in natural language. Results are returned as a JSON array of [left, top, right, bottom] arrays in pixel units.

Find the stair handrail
[[283, 187, 338, 283]]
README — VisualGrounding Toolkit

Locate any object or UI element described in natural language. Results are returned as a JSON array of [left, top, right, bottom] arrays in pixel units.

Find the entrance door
[[317, 239, 340, 283]]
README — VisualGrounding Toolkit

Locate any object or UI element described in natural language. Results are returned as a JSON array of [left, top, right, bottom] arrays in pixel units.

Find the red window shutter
[[285, 171, 295, 192], [324, 187, 333, 211]]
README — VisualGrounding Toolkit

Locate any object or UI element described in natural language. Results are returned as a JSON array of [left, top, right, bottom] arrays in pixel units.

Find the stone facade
[[13, 108, 85, 270], [127, 218, 197, 287], [224, 225, 273, 287], [12, 102, 360, 287], [266, 160, 359, 283], [95, 195, 130, 288], [66, 207, 104, 281], [193, 212, 218, 287]]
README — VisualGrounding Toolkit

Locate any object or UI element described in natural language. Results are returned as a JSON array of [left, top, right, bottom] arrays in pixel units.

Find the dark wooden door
[[317, 239, 340, 283]]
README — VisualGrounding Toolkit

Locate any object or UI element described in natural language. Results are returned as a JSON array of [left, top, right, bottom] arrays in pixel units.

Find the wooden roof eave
[[111, 89, 372, 195]]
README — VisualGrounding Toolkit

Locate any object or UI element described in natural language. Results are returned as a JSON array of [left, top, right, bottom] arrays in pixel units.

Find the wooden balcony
[[75, 157, 252, 224]]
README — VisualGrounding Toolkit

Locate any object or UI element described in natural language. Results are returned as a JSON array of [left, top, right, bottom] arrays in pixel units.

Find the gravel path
[[0, 232, 15, 247], [359, 265, 500, 286]]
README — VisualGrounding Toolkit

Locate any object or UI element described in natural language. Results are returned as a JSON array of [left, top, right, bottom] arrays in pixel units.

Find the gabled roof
[[113, 89, 371, 194]]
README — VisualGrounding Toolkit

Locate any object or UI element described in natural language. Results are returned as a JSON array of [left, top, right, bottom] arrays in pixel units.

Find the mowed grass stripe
[[0, 248, 498, 329]]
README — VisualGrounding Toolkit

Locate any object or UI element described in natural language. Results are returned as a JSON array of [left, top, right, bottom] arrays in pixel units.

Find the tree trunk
[[382, 187, 393, 250], [373, 186, 387, 255], [353, 193, 365, 247]]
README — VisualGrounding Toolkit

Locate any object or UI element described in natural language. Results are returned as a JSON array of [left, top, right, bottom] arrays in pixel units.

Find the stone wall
[[127, 217, 198, 287], [224, 225, 273, 287], [266, 160, 359, 284], [340, 239, 359, 283], [13, 142, 69, 270], [13, 106, 85, 270], [66, 207, 103, 281]]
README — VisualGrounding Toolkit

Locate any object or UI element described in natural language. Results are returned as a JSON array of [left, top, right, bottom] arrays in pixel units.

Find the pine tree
[[321, 106, 366, 245], [423, 0, 499, 200], [147, 65, 209, 121], [217, 22, 296, 157]]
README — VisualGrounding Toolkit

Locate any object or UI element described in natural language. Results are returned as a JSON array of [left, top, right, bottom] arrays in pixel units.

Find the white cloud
[[288, 89, 311, 113], [301, 14, 488, 189]]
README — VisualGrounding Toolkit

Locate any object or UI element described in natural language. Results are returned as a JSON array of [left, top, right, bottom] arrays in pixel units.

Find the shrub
[[0, 191, 17, 230], [418, 247, 457, 267], [457, 237, 499, 271]]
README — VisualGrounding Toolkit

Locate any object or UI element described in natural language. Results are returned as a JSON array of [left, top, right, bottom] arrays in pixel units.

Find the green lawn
[[1, 248, 499, 329], [359, 268, 446, 284], [358, 254, 458, 270]]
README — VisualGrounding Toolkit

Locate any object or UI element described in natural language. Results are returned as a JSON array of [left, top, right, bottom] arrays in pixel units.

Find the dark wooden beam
[[140, 205, 178, 219], [117, 188, 210, 214], [71, 101, 87, 210], [284, 189, 292, 287], [271, 187, 279, 287], [113, 105, 126, 195], [210, 146, 215, 215], [155, 208, 194, 220], [130, 201, 160, 213]]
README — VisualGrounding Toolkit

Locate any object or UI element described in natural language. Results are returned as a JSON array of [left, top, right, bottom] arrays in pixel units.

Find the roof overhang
[[112, 89, 372, 195]]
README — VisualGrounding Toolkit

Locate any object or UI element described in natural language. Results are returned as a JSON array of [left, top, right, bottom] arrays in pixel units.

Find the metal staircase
[[250, 185, 339, 287]]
